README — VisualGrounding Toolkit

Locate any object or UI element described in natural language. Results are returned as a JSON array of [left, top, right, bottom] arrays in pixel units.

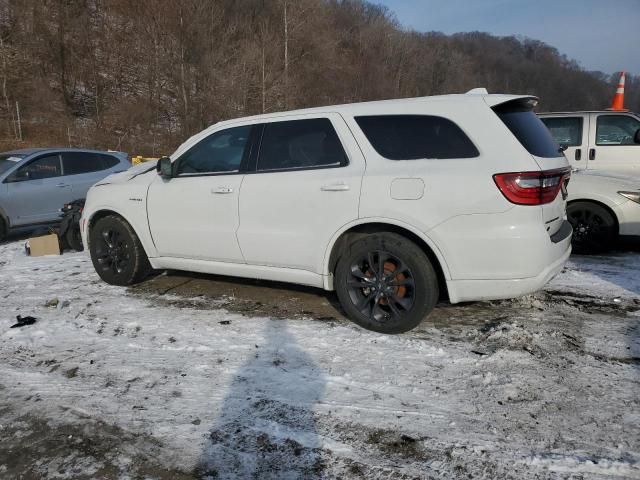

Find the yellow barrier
[[132, 155, 160, 165]]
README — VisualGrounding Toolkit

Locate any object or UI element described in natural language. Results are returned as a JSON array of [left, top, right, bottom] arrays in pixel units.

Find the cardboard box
[[27, 233, 61, 257]]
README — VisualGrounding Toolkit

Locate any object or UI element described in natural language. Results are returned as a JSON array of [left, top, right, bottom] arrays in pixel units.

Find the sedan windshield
[[0, 154, 25, 175]]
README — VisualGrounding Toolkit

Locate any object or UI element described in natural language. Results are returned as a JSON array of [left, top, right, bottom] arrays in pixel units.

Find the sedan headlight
[[618, 191, 640, 204]]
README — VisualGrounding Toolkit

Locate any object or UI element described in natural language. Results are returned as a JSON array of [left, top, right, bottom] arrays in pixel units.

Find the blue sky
[[376, 0, 640, 75]]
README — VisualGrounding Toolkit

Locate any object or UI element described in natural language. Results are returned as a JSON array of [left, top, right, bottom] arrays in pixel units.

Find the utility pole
[[15, 101, 22, 141]]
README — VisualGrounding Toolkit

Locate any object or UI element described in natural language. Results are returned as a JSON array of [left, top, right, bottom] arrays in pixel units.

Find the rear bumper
[[444, 219, 572, 303]]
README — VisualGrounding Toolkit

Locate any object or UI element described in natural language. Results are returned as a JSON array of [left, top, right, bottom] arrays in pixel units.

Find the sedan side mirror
[[634, 128, 640, 145], [157, 156, 173, 178]]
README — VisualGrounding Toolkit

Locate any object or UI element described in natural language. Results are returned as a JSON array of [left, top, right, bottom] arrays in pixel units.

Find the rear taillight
[[493, 168, 571, 206]]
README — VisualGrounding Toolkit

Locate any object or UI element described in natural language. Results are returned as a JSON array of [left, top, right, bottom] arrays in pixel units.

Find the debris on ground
[[10, 315, 37, 329]]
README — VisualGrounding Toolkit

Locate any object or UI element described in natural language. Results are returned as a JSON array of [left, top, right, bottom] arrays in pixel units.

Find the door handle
[[589, 148, 596, 160], [320, 183, 349, 192], [212, 186, 233, 194], [55, 183, 69, 188], [575, 149, 581, 161]]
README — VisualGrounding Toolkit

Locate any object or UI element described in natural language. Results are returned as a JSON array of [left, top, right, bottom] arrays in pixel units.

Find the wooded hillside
[[0, 0, 637, 155]]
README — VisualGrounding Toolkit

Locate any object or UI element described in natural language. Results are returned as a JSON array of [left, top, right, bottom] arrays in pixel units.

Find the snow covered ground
[[0, 238, 639, 479]]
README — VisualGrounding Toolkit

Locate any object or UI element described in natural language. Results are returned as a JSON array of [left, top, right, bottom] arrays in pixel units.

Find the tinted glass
[[0, 154, 25, 175], [177, 125, 251, 175], [62, 152, 106, 175], [100, 154, 120, 169], [596, 115, 640, 146], [494, 104, 560, 158], [14, 154, 61, 181], [257, 118, 347, 171], [355, 115, 479, 160], [540, 117, 583, 147]]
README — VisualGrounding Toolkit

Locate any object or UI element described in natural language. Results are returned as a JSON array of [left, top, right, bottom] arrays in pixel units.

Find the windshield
[[0, 154, 25, 175], [493, 101, 561, 158]]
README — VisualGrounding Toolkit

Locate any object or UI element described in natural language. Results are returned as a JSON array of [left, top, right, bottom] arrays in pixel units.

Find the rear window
[[493, 101, 560, 158], [62, 152, 120, 175], [355, 115, 479, 160]]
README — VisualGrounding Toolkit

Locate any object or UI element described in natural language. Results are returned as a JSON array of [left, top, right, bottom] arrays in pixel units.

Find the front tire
[[89, 215, 151, 285], [0, 217, 6, 243], [567, 201, 617, 254], [335, 233, 439, 334], [65, 224, 84, 251]]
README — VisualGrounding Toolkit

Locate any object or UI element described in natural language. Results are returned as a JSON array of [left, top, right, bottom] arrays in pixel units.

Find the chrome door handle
[[320, 183, 349, 192], [212, 186, 233, 194]]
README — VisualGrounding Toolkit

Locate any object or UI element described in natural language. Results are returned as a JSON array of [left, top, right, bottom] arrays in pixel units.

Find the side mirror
[[634, 128, 640, 145], [156, 157, 173, 178]]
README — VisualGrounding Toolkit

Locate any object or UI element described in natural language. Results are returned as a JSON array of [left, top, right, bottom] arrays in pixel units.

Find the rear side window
[[493, 101, 560, 158], [257, 118, 347, 171], [100, 154, 120, 169], [354, 115, 479, 160], [62, 152, 112, 175], [540, 117, 583, 147]]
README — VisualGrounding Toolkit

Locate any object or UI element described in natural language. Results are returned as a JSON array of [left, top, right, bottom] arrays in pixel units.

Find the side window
[[540, 117, 583, 147], [11, 154, 61, 181], [99, 154, 120, 169], [355, 115, 479, 160], [257, 118, 347, 171], [596, 115, 640, 146], [62, 152, 106, 175], [177, 125, 252, 175]]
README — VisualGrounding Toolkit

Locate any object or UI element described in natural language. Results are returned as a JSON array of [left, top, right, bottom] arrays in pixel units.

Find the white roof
[[215, 92, 536, 128]]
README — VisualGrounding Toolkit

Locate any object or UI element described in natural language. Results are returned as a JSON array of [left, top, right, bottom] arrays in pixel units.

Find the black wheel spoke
[[357, 291, 376, 312], [347, 278, 372, 288], [387, 277, 415, 288], [390, 294, 412, 311], [367, 251, 377, 277], [386, 298, 402, 319]]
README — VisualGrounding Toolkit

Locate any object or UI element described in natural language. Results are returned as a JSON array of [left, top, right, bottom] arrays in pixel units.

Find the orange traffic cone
[[607, 71, 627, 111]]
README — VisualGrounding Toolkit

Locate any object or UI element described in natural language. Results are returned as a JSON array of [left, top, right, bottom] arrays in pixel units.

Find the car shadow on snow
[[195, 321, 327, 479]]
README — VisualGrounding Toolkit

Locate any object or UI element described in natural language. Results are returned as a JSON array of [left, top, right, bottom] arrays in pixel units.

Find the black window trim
[[3, 152, 63, 183], [541, 115, 584, 147], [172, 124, 260, 178], [247, 117, 350, 174], [595, 113, 640, 147], [354, 114, 480, 161]]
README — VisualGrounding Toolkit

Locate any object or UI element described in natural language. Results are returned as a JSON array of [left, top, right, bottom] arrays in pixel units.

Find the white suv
[[81, 92, 572, 333]]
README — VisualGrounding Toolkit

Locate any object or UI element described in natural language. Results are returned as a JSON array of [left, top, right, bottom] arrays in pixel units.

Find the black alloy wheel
[[335, 233, 438, 334], [89, 215, 151, 285]]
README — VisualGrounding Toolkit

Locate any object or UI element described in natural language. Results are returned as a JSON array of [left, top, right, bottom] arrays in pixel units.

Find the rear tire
[[89, 215, 151, 285], [335, 233, 439, 334], [567, 201, 617, 254]]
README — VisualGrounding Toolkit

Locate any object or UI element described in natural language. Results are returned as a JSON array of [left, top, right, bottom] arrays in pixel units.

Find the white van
[[81, 92, 572, 333], [539, 111, 640, 173]]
